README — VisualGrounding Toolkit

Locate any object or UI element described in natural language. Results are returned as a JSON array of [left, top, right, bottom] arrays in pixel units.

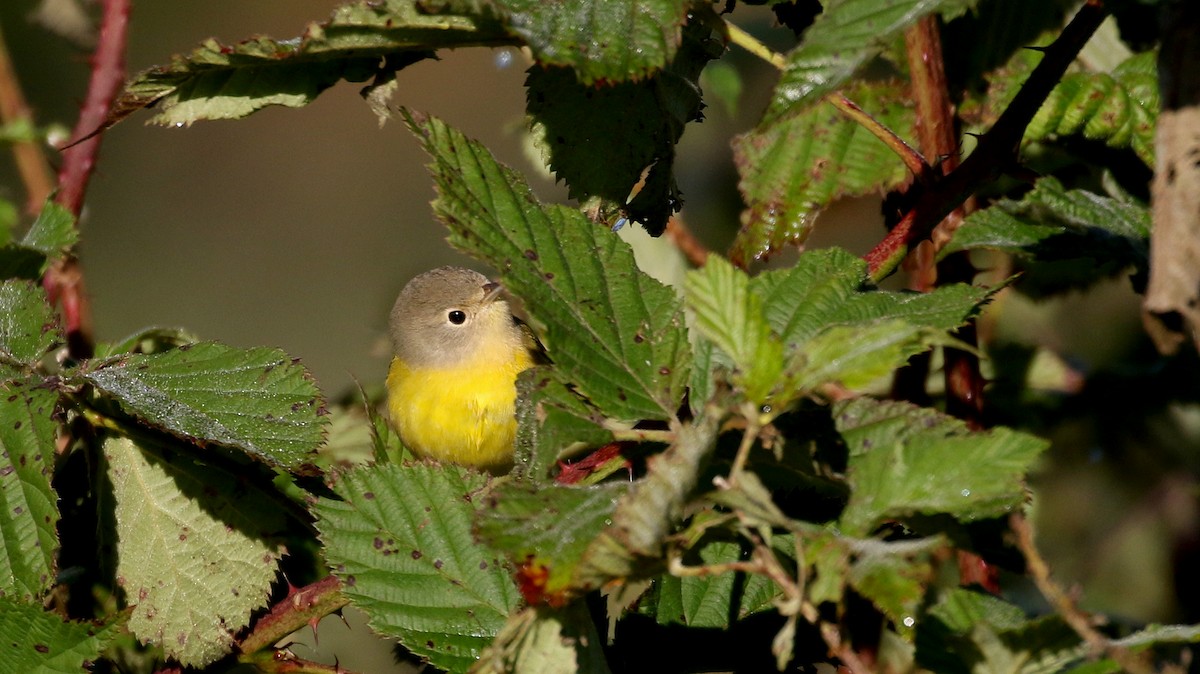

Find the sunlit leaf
[[105, 437, 284, 666], [83, 342, 327, 469], [314, 462, 520, 672]]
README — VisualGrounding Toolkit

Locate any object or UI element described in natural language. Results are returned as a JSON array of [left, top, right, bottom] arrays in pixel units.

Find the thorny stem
[[865, 1, 1109, 282], [45, 0, 130, 361], [1011, 514, 1156, 674], [0, 24, 56, 213], [238, 576, 349, 656], [828, 93, 930, 179], [897, 15, 987, 431], [239, 650, 361, 674]]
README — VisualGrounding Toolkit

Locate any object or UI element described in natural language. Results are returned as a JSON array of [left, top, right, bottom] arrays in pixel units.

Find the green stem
[[724, 21, 786, 70]]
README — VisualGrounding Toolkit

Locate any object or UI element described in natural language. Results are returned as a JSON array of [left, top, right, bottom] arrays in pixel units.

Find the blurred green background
[[1, 1, 1196, 670]]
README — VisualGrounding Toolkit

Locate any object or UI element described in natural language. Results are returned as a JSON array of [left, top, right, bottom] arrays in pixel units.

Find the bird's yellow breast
[[386, 341, 535, 472]]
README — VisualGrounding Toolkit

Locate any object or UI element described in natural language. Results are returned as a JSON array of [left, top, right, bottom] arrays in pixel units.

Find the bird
[[385, 266, 540, 473]]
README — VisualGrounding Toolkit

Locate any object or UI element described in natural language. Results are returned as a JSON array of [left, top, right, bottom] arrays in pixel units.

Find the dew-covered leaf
[[313, 462, 519, 672], [0, 281, 60, 378], [407, 111, 690, 422], [835, 398, 1047, 535], [83, 342, 327, 469], [104, 436, 285, 666]]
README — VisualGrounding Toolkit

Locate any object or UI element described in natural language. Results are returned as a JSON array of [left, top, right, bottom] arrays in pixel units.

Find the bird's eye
[[448, 310, 467, 325]]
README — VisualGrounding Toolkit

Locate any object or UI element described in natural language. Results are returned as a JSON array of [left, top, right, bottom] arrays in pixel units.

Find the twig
[[1011, 514, 1155, 674], [238, 576, 349, 656], [665, 216, 711, 267], [728, 404, 761, 479], [724, 21, 786, 70], [820, 621, 876, 674], [828, 93, 930, 179], [864, 1, 1109, 283], [0, 25, 56, 213]]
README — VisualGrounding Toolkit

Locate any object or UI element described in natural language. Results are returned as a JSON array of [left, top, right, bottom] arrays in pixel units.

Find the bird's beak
[[482, 281, 504, 303]]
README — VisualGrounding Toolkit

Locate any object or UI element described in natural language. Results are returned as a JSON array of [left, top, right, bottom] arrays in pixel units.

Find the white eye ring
[[448, 310, 467, 325]]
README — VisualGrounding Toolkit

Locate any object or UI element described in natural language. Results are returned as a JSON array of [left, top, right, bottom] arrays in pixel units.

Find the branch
[[0, 25, 55, 213], [665, 216, 711, 267], [864, 1, 1109, 283], [1011, 514, 1155, 674], [238, 576, 350, 656], [898, 15, 986, 428]]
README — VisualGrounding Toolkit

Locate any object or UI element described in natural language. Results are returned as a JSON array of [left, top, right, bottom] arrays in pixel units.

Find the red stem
[[55, 0, 129, 216], [44, 0, 130, 360]]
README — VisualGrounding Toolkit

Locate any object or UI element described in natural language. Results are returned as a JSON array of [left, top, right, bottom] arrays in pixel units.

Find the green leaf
[[1113, 623, 1200, 649], [514, 367, 614, 481], [0, 599, 122, 674], [1030, 52, 1158, 167], [110, 0, 512, 127], [104, 436, 285, 667], [836, 398, 1048, 535], [0, 281, 60, 378], [684, 256, 784, 405], [0, 383, 59, 601], [657, 540, 741, 628], [752, 248, 989, 348], [943, 176, 1150, 294], [847, 538, 940, 636], [313, 462, 520, 672], [475, 604, 612, 674], [21, 201, 78, 261], [792, 319, 962, 392], [768, 0, 978, 118], [82, 342, 327, 469], [407, 111, 690, 422], [733, 79, 915, 263], [525, 14, 722, 235], [476, 482, 626, 602], [919, 604, 1085, 674], [483, 0, 691, 84], [0, 204, 77, 282]]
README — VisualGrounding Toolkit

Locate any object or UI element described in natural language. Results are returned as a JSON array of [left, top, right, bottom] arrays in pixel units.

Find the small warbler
[[386, 266, 539, 473]]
